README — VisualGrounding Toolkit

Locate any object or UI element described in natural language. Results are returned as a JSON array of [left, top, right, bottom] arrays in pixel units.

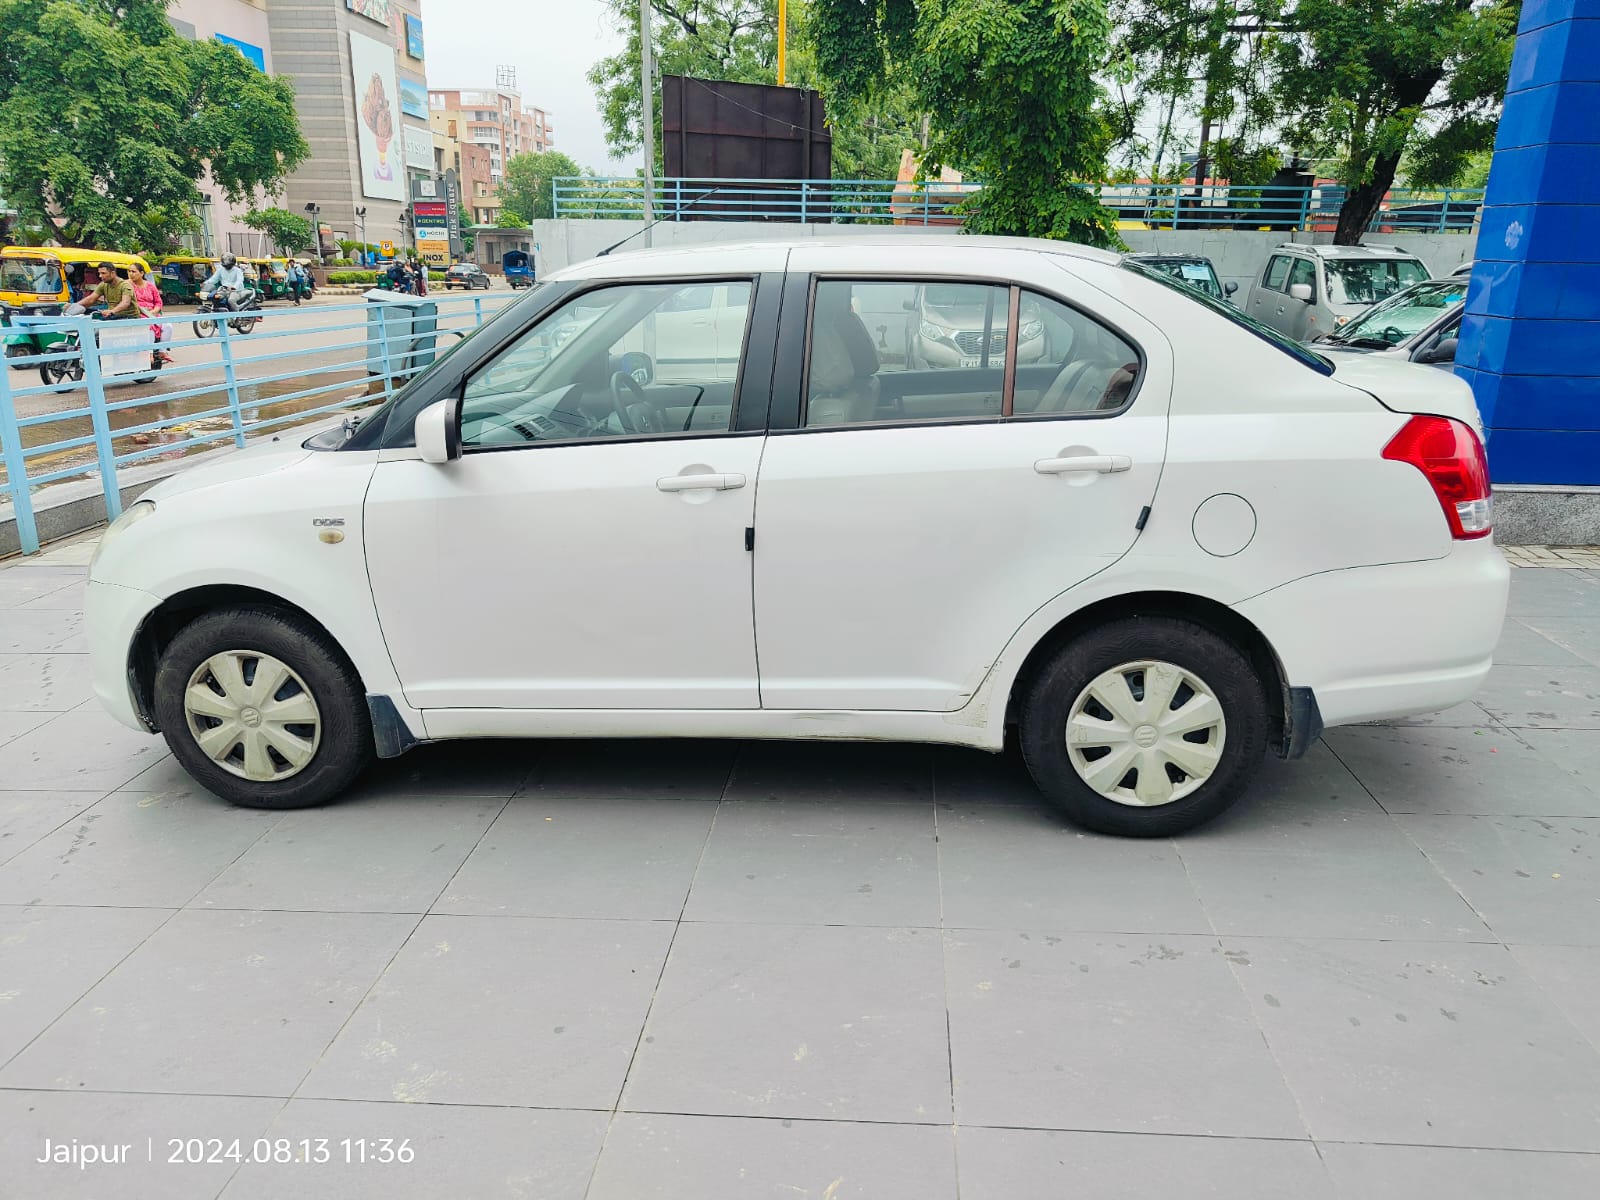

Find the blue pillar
[[1456, 0, 1600, 484]]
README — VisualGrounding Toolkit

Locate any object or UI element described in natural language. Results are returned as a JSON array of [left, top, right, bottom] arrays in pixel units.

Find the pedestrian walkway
[[2, 535, 1599, 1198]]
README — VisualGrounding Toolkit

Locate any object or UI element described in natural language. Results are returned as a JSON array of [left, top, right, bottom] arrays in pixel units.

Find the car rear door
[[749, 247, 1171, 712]]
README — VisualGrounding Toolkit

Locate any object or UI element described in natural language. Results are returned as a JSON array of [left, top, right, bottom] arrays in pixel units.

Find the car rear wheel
[[153, 606, 373, 809], [1019, 616, 1269, 836]]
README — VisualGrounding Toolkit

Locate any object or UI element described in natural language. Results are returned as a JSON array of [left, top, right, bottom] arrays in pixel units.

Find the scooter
[[194, 288, 262, 337], [0, 301, 83, 386]]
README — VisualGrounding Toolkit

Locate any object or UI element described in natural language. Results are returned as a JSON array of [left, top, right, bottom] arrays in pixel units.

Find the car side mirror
[[1416, 336, 1458, 365], [415, 397, 461, 463], [1289, 283, 1313, 303], [1224, 280, 1238, 296]]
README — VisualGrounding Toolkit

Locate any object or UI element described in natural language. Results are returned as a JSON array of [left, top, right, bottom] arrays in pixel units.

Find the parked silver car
[[1246, 243, 1429, 342], [1309, 277, 1467, 368]]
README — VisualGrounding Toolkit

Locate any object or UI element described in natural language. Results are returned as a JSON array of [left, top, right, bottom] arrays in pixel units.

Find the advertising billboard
[[404, 125, 433, 171], [346, 0, 391, 22], [349, 30, 404, 201], [398, 77, 428, 119], [214, 34, 265, 72], [405, 15, 425, 59], [413, 199, 450, 268]]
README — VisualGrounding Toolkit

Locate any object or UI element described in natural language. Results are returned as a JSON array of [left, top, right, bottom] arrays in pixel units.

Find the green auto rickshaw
[[156, 256, 217, 305]]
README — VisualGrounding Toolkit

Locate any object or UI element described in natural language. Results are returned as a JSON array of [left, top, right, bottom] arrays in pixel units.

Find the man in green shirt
[[84, 262, 138, 319]]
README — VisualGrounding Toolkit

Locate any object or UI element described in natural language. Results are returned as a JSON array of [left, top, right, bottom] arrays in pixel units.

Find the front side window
[[1263, 256, 1292, 291], [1287, 258, 1316, 296], [1325, 258, 1429, 306], [459, 279, 753, 449]]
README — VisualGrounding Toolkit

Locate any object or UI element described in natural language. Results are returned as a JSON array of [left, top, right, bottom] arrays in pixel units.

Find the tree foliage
[[810, 0, 1121, 246], [0, 0, 308, 251], [499, 151, 588, 221], [243, 207, 314, 255]]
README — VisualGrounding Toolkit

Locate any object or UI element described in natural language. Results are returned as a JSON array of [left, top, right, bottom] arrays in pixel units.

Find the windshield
[[1328, 279, 1464, 346], [1141, 259, 1223, 300], [1122, 259, 1332, 375], [1325, 258, 1428, 306], [0, 257, 64, 295]]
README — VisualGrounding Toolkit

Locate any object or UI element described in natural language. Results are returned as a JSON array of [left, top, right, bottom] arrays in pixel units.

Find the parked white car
[[1246, 243, 1430, 342], [87, 237, 1508, 836]]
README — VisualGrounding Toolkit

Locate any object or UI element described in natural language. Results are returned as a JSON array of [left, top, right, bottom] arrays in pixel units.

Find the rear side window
[[1263, 256, 1292, 291], [1012, 291, 1142, 417]]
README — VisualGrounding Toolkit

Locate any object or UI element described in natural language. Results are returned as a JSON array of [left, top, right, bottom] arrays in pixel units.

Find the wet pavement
[[1, 535, 1599, 1198]]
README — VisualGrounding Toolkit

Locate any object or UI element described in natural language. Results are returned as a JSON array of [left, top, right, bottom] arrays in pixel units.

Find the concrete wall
[[529, 219, 1477, 293]]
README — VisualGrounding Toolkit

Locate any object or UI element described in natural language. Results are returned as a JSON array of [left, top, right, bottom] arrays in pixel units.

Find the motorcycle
[[194, 288, 262, 337]]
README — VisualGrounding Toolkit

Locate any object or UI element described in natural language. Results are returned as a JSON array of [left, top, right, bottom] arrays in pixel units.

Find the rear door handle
[[656, 472, 746, 492], [1035, 455, 1132, 475]]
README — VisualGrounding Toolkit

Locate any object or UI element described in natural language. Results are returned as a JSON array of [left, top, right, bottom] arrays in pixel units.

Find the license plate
[[959, 355, 982, 368]]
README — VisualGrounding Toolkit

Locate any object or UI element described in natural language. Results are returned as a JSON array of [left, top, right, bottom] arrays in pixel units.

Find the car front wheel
[[1019, 616, 1269, 836], [153, 606, 374, 809]]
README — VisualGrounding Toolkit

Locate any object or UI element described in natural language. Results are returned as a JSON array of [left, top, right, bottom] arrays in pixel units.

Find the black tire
[[153, 606, 374, 809], [1018, 616, 1270, 837], [194, 318, 216, 338], [233, 316, 259, 334], [6, 343, 31, 370]]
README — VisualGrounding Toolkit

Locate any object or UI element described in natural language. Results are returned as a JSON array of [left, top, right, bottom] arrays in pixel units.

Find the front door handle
[[1035, 455, 1131, 476], [656, 472, 746, 492]]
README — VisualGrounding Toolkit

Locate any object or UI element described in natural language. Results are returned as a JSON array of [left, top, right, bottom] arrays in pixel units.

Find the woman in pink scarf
[[127, 264, 171, 370]]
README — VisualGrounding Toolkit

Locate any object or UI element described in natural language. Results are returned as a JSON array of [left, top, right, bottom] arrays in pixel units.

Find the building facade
[[263, 0, 434, 257], [429, 87, 555, 225]]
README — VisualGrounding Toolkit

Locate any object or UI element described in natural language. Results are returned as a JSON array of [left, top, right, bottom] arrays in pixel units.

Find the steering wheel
[[609, 370, 645, 433], [1381, 326, 1404, 344]]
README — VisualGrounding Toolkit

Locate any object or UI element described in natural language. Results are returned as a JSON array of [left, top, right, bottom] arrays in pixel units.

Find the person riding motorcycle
[[199, 254, 256, 313]]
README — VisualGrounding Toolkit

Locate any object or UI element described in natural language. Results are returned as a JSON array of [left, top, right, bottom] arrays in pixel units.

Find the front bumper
[[1237, 540, 1510, 729], [86, 579, 162, 732]]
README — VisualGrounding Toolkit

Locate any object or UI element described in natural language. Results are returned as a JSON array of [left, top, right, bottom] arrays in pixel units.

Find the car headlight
[[1020, 320, 1044, 341], [919, 320, 951, 343], [90, 499, 156, 573]]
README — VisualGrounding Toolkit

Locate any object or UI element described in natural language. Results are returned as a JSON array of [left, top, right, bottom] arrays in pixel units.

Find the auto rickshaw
[[246, 256, 291, 300], [502, 249, 535, 289], [0, 247, 151, 374], [155, 255, 216, 305]]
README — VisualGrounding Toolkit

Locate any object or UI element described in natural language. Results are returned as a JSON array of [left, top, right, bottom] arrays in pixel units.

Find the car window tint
[[1287, 259, 1316, 294], [1325, 259, 1430, 305], [460, 280, 752, 449], [1011, 292, 1141, 417], [803, 280, 1009, 427], [1263, 256, 1291, 290]]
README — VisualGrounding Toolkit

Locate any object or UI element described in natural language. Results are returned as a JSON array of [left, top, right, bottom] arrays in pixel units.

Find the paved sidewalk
[[2, 536, 1599, 1198]]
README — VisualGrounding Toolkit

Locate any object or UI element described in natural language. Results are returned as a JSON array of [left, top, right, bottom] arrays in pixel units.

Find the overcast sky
[[423, 0, 638, 174]]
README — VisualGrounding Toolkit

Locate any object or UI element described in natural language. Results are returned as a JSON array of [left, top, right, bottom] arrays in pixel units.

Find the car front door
[[1249, 254, 1292, 333], [750, 254, 1170, 711], [362, 275, 775, 711], [1285, 258, 1319, 341]]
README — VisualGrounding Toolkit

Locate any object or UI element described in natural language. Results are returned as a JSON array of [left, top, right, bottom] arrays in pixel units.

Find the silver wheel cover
[[183, 651, 322, 782], [1065, 659, 1226, 807]]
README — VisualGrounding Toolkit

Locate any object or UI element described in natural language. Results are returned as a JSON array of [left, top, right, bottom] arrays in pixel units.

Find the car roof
[[1273, 242, 1422, 260], [1125, 252, 1214, 265]]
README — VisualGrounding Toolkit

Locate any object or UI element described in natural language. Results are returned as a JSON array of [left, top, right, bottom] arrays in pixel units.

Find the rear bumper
[[1237, 540, 1510, 729], [86, 579, 162, 732]]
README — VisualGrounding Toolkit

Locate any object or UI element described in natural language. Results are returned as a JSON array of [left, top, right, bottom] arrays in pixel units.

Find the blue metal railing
[[552, 176, 1485, 233], [0, 291, 517, 555]]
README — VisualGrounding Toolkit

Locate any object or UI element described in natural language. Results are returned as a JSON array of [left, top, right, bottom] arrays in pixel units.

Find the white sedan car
[[87, 238, 1508, 836]]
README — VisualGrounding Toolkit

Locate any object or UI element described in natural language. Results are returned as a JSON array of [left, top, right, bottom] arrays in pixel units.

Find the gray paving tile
[[623, 923, 950, 1122], [1494, 616, 1595, 666], [1511, 944, 1600, 1052], [944, 931, 1303, 1138], [194, 796, 503, 914], [725, 743, 934, 803], [0, 905, 170, 1065], [588, 1113, 957, 1200], [1516, 727, 1600, 784], [15, 579, 87, 611], [436, 797, 714, 920], [932, 745, 1046, 806], [221, 1099, 609, 1200], [1506, 566, 1600, 617], [936, 805, 1212, 934], [1180, 809, 1490, 941], [1326, 724, 1600, 816], [0, 908, 416, 1096], [956, 1128, 1334, 1200], [527, 738, 738, 800], [1474, 664, 1600, 729], [682, 801, 941, 927], [301, 914, 672, 1108], [0, 707, 167, 791], [1188, 743, 1385, 829], [0, 1089, 281, 1200], [1398, 815, 1600, 945], [0, 652, 93, 711], [114, 752, 218, 799], [0, 790, 105, 867], [0, 571, 81, 608], [1228, 937, 1600, 1150], [346, 740, 539, 800], [0, 709, 56, 747], [1319, 1141, 1600, 1198], [0, 608, 86, 653], [0, 789, 279, 907]]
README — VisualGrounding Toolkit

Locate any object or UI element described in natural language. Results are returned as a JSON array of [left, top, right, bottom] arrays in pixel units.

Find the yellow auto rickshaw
[[154, 255, 217, 305], [0, 246, 152, 309]]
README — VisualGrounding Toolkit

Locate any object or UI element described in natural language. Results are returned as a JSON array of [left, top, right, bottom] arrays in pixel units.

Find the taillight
[[1382, 415, 1492, 539]]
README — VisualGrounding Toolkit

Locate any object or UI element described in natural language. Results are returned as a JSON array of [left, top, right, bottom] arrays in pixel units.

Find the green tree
[[588, 1, 778, 165], [810, 0, 1121, 246], [499, 150, 587, 221], [0, 0, 308, 251], [495, 210, 529, 228], [243, 207, 314, 255], [1271, 0, 1518, 243]]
